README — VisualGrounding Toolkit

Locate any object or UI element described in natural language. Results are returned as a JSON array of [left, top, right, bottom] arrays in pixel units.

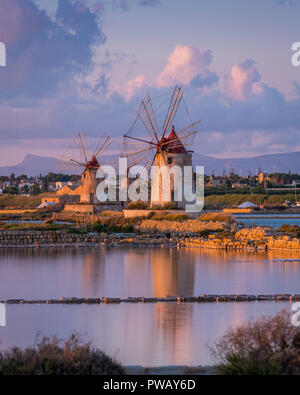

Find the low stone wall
[[0, 230, 101, 246], [183, 235, 300, 251], [0, 230, 177, 247], [1, 229, 300, 251]]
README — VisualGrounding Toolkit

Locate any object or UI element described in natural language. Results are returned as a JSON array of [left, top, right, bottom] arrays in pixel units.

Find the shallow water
[[0, 301, 290, 366], [0, 247, 299, 366], [235, 213, 300, 228]]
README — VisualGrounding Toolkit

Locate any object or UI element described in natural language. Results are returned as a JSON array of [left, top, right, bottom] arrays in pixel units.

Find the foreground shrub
[[151, 212, 190, 221], [0, 195, 41, 209], [139, 219, 224, 233], [0, 334, 124, 375], [127, 201, 149, 210], [99, 210, 123, 217], [199, 212, 234, 224], [235, 227, 266, 240], [212, 310, 300, 375], [278, 224, 300, 233]]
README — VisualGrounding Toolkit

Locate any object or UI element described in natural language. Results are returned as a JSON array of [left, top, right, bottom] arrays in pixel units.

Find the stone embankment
[[0, 230, 178, 247], [0, 227, 300, 251], [184, 227, 300, 251], [3, 294, 300, 305], [0, 230, 101, 246]]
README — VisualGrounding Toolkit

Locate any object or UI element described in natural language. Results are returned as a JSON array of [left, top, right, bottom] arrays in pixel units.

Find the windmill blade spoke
[[57, 161, 84, 167], [162, 86, 184, 138], [175, 121, 201, 138], [74, 132, 89, 165], [93, 136, 111, 159], [70, 158, 87, 166], [123, 134, 156, 146], [121, 145, 156, 158], [137, 93, 159, 143], [161, 130, 197, 148]]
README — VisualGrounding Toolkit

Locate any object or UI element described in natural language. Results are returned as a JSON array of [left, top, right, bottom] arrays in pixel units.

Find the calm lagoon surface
[[235, 213, 300, 228], [0, 247, 299, 366]]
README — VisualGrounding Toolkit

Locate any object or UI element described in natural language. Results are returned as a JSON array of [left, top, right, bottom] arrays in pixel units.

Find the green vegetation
[[150, 212, 190, 221], [199, 212, 234, 223], [278, 225, 300, 238], [0, 195, 41, 209], [0, 334, 124, 375], [0, 222, 71, 231], [204, 193, 295, 209], [212, 310, 300, 375], [127, 201, 149, 210]]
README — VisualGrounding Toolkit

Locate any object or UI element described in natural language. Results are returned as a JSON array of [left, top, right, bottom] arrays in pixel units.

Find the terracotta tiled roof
[[86, 156, 100, 169], [165, 126, 187, 153]]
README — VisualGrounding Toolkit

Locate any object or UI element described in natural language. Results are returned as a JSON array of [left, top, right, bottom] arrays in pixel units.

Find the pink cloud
[[156, 45, 214, 87], [224, 59, 265, 101], [0, 0, 49, 44], [114, 74, 148, 100]]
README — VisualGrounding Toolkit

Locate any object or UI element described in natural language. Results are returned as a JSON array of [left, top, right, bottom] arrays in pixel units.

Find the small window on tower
[[167, 157, 173, 165]]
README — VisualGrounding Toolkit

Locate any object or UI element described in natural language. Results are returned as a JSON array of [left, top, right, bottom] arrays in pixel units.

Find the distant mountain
[[192, 151, 300, 176], [1, 151, 300, 177], [0, 154, 58, 177]]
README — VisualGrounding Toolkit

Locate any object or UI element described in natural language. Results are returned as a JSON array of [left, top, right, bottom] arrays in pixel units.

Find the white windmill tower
[[122, 86, 200, 209]]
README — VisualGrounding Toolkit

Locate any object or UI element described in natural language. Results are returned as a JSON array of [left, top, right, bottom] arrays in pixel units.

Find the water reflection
[[0, 247, 299, 366], [0, 247, 300, 300], [0, 302, 289, 366], [82, 250, 105, 296]]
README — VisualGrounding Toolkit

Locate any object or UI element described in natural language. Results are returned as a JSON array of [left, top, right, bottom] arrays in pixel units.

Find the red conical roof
[[86, 155, 100, 169], [166, 126, 187, 153]]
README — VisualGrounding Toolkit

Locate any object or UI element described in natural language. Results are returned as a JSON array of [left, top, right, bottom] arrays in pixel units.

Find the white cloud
[[156, 45, 215, 87], [114, 74, 148, 100], [224, 59, 265, 101]]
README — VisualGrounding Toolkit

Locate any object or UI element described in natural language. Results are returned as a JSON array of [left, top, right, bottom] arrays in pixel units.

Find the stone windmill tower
[[151, 125, 193, 208], [58, 133, 110, 204], [80, 155, 100, 203], [122, 86, 200, 209]]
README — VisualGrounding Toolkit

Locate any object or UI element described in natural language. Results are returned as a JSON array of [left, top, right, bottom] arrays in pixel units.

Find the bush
[[150, 203, 177, 210], [211, 310, 300, 375], [204, 193, 296, 209], [91, 216, 134, 233], [199, 212, 234, 224], [0, 334, 125, 375], [278, 225, 300, 233], [127, 201, 149, 210], [151, 212, 190, 221], [99, 210, 123, 217], [0, 195, 41, 209]]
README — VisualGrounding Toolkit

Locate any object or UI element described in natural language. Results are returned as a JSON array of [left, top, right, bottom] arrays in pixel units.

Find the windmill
[[57, 132, 111, 204], [121, 86, 200, 208]]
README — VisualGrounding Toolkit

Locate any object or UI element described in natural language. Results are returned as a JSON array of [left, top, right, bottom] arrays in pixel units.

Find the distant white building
[[238, 201, 258, 209]]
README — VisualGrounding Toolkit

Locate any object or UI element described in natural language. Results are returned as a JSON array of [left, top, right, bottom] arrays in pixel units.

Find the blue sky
[[0, 0, 299, 165]]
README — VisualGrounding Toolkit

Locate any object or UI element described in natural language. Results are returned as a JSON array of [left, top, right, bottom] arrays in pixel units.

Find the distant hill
[[192, 151, 300, 176], [1, 151, 300, 177], [0, 155, 58, 177]]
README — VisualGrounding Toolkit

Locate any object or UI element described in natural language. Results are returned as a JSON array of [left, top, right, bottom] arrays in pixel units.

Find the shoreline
[[3, 294, 300, 304]]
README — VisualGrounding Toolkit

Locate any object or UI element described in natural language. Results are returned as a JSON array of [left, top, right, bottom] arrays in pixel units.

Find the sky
[[0, 0, 300, 165]]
